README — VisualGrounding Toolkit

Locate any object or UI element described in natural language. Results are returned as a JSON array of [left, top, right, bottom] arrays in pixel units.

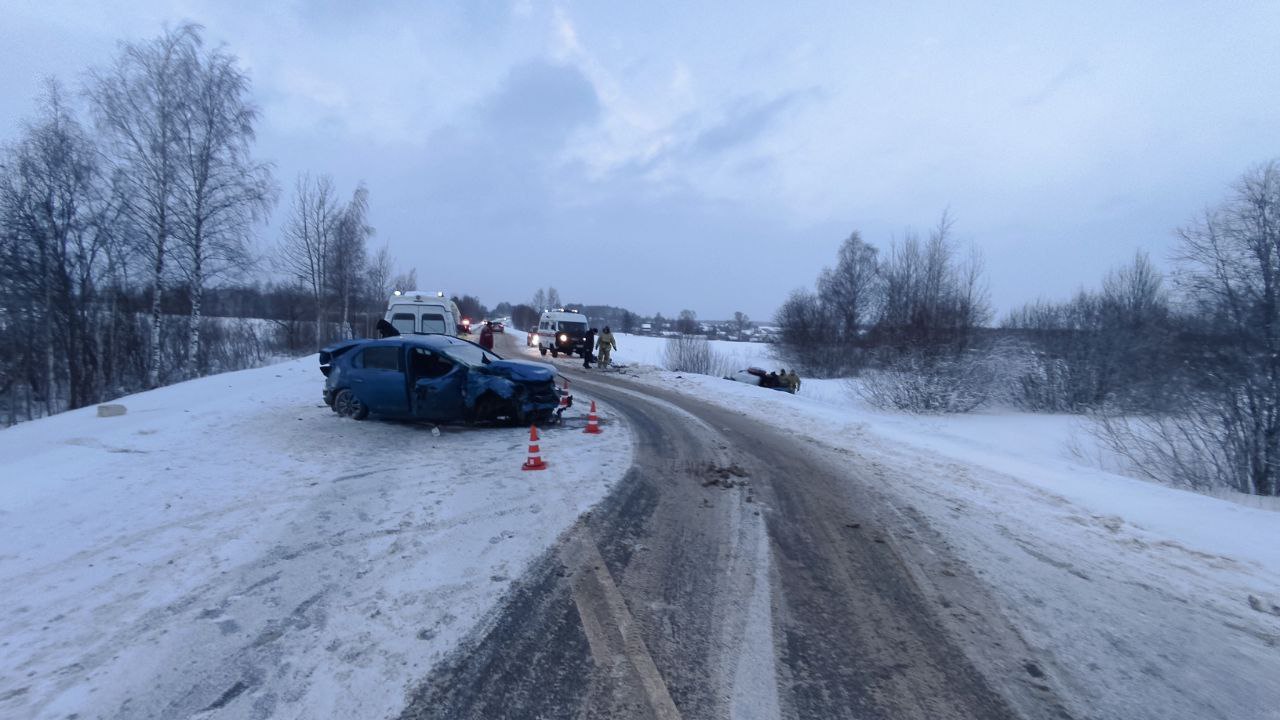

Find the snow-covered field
[[622, 368, 1280, 720], [0, 357, 629, 720], [507, 327, 780, 373]]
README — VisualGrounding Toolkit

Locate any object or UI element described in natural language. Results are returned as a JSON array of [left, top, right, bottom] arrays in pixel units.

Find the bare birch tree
[[328, 183, 372, 338], [818, 230, 880, 347], [172, 40, 274, 374], [89, 24, 200, 387], [365, 242, 393, 317], [277, 172, 339, 348]]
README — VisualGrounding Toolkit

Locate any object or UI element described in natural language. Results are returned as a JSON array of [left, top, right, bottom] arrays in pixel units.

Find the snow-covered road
[[616, 368, 1280, 720], [0, 357, 630, 720]]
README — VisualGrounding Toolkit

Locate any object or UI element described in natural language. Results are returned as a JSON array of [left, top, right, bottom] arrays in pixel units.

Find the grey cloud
[[692, 89, 816, 155], [476, 60, 601, 147]]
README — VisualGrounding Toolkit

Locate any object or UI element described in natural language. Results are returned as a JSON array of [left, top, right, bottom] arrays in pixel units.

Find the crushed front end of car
[[466, 360, 565, 423]]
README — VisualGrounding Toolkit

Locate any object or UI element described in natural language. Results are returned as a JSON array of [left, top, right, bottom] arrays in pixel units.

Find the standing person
[[478, 321, 495, 350], [596, 326, 617, 369], [582, 327, 598, 368]]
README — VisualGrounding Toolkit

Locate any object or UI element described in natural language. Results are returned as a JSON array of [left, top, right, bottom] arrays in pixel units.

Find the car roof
[[388, 296, 450, 306], [353, 334, 470, 350], [401, 334, 472, 349]]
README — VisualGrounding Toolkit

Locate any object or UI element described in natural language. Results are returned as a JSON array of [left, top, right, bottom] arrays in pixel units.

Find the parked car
[[320, 335, 567, 424]]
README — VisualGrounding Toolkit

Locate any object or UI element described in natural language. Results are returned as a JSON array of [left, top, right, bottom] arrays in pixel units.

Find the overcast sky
[[3, 1, 1278, 320]]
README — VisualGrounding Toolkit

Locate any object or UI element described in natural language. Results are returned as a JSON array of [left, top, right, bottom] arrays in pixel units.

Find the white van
[[535, 309, 591, 357], [383, 291, 461, 336]]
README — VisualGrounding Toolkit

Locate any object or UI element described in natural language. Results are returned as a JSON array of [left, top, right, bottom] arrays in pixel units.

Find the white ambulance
[[382, 291, 462, 337], [534, 309, 591, 357]]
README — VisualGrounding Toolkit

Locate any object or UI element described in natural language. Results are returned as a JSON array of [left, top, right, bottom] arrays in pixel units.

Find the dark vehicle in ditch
[[319, 335, 567, 424]]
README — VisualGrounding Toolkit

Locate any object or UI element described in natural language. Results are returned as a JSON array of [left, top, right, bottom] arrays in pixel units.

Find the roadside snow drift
[[0, 357, 630, 720]]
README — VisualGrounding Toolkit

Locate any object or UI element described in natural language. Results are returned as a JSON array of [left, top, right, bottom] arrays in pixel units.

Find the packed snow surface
[[0, 357, 630, 720]]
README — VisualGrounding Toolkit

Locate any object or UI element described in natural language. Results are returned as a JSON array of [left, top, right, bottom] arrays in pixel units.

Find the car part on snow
[[97, 404, 127, 418]]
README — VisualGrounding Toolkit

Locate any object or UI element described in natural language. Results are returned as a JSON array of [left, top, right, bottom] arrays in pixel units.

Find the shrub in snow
[[663, 335, 733, 376], [1090, 391, 1272, 495], [856, 348, 1017, 414]]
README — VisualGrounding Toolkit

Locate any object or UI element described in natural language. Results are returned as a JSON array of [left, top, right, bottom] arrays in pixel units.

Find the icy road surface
[[0, 357, 630, 720]]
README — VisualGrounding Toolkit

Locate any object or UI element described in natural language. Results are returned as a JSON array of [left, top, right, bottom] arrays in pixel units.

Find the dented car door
[[409, 347, 467, 422]]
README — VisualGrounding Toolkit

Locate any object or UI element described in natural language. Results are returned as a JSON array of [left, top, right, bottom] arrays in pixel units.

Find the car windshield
[[557, 320, 587, 333], [440, 342, 501, 367]]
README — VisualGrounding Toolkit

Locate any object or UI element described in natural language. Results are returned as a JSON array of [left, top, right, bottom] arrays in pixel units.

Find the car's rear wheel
[[333, 389, 368, 420], [350, 397, 369, 420], [551, 348, 559, 358]]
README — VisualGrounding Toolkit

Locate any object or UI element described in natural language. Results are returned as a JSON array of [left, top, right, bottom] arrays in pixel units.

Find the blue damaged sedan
[[319, 335, 566, 425]]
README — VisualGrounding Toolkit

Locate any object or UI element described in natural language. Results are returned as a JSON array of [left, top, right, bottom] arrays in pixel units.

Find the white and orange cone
[[523, 425, 548, 470], [584, 401, 602, 435], [558, 379, 571, 410]]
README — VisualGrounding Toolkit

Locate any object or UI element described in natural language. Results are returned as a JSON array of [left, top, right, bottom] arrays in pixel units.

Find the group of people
[[762, 368, 801, 393], [581, 326, 617, 369]]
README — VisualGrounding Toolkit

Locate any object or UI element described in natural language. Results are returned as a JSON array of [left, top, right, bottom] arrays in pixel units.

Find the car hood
[[479, 359, 556, 382]]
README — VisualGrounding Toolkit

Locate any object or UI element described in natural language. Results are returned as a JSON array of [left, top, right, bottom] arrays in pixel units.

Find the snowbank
[[624, 368, 1280, 720], [0, 357, 630, 720]]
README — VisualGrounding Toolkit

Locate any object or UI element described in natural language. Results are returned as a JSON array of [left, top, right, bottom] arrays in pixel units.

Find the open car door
[[409, 348, 467, 422]]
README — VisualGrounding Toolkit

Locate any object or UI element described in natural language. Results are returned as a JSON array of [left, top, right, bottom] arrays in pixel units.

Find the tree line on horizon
[[774, 164, 1280, 497]]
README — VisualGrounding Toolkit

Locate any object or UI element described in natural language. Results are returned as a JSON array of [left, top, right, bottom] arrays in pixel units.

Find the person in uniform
[[596, 326, 617, 368]]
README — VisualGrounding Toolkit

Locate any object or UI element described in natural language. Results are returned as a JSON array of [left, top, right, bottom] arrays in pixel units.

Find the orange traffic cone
[[523, 425, 548, 471], [558, 379, 571, 410], [584, 401, 602, 434]]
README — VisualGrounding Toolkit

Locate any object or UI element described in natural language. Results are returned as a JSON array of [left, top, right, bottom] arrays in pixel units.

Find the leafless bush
[[857, 346, 1023, 413], [663, 335, 733, 376], [1089, 398, 1248, 493]]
